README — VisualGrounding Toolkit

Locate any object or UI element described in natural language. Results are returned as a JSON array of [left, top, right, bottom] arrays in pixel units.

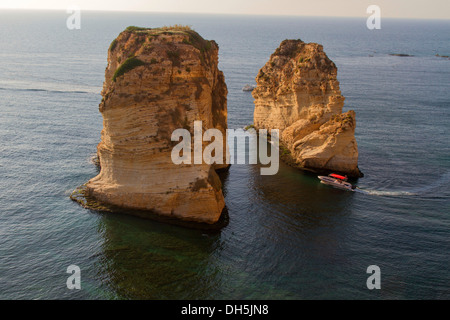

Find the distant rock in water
[[435, 54, 450, 59], [71, 25, 229, 224], [389, 53, 414, 57], [242, 84, 255, 92], [252, 39, 363, 178]]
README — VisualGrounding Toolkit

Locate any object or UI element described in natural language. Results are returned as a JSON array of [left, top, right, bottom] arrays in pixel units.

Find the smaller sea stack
[[252, 39, 362, 178]]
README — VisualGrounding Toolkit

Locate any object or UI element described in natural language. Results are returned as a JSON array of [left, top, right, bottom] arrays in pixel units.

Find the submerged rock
[[252, 39, 362, 178], [73, 26, 229, 224]]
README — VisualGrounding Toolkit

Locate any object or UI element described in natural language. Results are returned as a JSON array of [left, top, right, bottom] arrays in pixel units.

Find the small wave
[[413, 171, 450, 194], [0, 80, 101, 95], [0, 86, 99, 95]]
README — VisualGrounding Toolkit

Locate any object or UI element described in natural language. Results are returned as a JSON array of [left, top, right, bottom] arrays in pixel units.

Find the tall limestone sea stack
[[252, 40, 363, 178], [74, 26, 229, 224]]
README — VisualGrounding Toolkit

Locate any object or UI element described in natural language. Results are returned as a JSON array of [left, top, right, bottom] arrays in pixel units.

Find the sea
[[0, 10, 449, 300]]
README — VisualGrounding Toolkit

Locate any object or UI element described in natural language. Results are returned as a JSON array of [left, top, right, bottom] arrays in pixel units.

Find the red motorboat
[[318, 173, 356, 191]]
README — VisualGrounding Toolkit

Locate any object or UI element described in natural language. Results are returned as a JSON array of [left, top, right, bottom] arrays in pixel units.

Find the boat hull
[[318, 176, 355, 192]]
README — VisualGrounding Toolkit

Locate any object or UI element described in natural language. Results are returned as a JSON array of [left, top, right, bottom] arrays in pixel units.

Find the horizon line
[[0, 7, 449, 21]]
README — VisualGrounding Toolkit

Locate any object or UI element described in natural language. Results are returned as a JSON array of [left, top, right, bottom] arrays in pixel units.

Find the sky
[[0, 0, 449, 20]]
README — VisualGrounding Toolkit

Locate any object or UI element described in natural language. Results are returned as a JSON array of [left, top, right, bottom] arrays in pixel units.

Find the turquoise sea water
[[0, 10, 449, 299]]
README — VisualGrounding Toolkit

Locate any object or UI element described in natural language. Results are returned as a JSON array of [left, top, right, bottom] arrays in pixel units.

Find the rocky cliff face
[[252, 39, 362, 177], [80, 26, 229, 224]]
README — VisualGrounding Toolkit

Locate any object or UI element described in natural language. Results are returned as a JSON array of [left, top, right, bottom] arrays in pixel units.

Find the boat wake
[[354, 188, 416, 196], [355, 171, 450, 198]]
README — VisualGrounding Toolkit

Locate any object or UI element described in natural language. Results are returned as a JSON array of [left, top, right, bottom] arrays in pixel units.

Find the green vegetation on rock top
[[123, 25, 213, 53], [125, 24, 192, 34], [113, 56, 146, 82]]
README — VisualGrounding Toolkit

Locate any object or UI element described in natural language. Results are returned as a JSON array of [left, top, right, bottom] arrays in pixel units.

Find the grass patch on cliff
[[127, 25, 193, 36], [123, 25, 212, 63], [184, 30, 212, 52], [113, 56, 146, 82], [109, 39, 118, 52], [181, 30, 213, 66], [280, 145, 291, 155], [125, 26, 148, 32], [160, 24, 192, 32]]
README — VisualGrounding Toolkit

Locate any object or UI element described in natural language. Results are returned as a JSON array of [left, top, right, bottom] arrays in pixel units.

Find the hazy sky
[[1, 0, 449, 19]]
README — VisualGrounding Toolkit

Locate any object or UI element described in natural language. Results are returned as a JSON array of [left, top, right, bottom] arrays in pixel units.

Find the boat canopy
[[329, 173, 347, 180]]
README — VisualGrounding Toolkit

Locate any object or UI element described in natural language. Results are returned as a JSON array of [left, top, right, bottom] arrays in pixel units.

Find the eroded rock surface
[[252, 39, 362, 177], [78, 26, 229, 224]]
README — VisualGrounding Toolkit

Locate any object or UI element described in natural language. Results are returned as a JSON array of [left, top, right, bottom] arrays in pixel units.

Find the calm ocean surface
[[0, 10, 449, 299]]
